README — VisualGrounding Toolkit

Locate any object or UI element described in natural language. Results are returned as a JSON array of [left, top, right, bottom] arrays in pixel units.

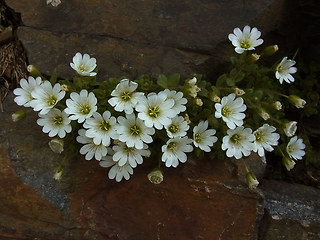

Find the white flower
[[193, 120, 218, 152], [147, 169, 164, 184], [275, 57, 297, 84], [30, 81, 65, 115], [253, 124, 280, 157], [215, 93, 246, 129], [165, 116, 189, 138], [100, 159, 134, 182], [13, 76, 42, 107], [161, 137, 193, 168], [47, 0, 61, 7], [112, 142, 150, 168], [117, 113, 155, 149], [76, 129, 108, 160], [187, 77, 201, 98], [37, 108, 72, 138], [70, 52, 97, 76], [283, 121, 297, 137], [64, 90, 97, 123], [286, 136, 306, 160], [136, 92, 176, 130], [228, 25, 264, 54], [282, 156, 296, 171], [108, 79, 144, 114], [83, 111, 119, 146], [160, 89, 187, 114], [222, 126, 255, 159]]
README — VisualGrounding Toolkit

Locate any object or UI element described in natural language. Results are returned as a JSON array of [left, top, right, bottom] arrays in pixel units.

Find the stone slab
[[0, 93, 264, 239]]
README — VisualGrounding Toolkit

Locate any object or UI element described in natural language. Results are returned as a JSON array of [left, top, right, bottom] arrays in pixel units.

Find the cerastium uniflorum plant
[[12, 25, 319, 188]]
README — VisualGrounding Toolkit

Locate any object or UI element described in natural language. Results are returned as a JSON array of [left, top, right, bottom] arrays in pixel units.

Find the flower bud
[[258, 108, 270, 120], [54, 165, 64, 181], [61, 84, 69, 91], [195, 98, 203, 106], [11, 110, 26, 122], [282, 156, 296, 171], [184, 113, 191, 124], [27, 65, 42, 78], [234, 87, 245, 96], [210, 93, 220, 103], [187, 77, 201, 98], [262, 45, 279, 56], [273, 101, 282, 110], [282, 121, 297, 137], [147, 169, 163, 184], [246, 171, 259, 190], [247, 53, 260, 63], [288, 95, 306, 108], [48, 138, 64, 154]]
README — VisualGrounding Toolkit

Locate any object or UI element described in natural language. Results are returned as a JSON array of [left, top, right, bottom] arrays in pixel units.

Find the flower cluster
[[13, 26, 314, 188]]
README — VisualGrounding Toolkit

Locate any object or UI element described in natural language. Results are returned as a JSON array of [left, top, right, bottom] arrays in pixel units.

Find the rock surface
[[6, 0, 289, 80], [0, 93, 264, 239]]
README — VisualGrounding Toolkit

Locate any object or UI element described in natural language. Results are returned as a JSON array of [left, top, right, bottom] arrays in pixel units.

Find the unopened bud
[[54, 165, 64, 181], [195, 98, 203, 106], [282, 121, 297, 137], [61, 84, 69, 91], [184, 113, 191, 124], [27, 65, 42, 78], [246, 172, 259, 190], [147, 169, 163, 184], [282, 156, 296, 171], [262, 45, 279, 56], [12, 110, 26, 122], [247, 53, 260, 63], [288, 95, 306, 109], [188, 77, 201, 98], [234, 87, 245, 96], [259, 109, 270, 120], [210, 93, 220, 102], [48, 138, 64, 154], [273, 101, 282, 110]]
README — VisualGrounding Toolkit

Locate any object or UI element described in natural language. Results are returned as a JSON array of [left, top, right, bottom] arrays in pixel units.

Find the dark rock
[[259, 180, 320, 240], [6, 0, 289, 80], [0, 93, 264, 239]]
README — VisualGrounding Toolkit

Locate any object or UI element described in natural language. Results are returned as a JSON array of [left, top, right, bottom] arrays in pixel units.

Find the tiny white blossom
[[286, 136, 306, 160], [253, 124, 280, 157], [275, 57, 297, 84], [161, 137, 193, 168], [64, 90, 97, 123], [228, 25, 264, 54], [222, 126, 255, 159], [283, 121, 297, 137], [13, 76, 42, 107], [112, 142, 150, 168], [108, 79, 144, 114], [37, 108, 72, 138], [117, 113, 155, 149], [187, 77, 201, 98], [76, 129, 108, 160], [193, 120, 218, 152], [70, 52, 97, 76], [30, 80, 65, 115], [215, 93, 246, 129], [160, 89, 187, 114], [165, 116, 189, 138], [136, 92, 176, 130], [83, 111, 119, 146]]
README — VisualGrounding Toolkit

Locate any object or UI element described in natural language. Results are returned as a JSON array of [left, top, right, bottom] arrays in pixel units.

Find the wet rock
[[6, 0, 288, 80], [259, 180, 320, 240], [0, 93, 264, 239]]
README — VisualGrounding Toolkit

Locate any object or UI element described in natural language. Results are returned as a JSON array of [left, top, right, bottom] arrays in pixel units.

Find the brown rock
[[0, 93, 264, 239]]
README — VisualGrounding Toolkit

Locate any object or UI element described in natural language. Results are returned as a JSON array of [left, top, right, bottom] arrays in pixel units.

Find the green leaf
[[167, 73, 180, 87], [50, 69, 58, 85], [157, 74, 168, 89]]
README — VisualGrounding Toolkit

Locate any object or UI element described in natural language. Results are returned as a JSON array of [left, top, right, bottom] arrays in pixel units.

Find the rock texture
[[0, 93, 264, 239], [6, 0, 289, 80]]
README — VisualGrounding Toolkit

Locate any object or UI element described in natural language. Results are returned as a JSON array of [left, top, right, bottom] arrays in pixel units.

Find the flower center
[[148, 106, 160, 118], [100, 120, 111, 131], [53, 115, 63, 125], [287, 145, 294, 154], [130, 125, 140, 136], [168, 124, 179, 134], [230, 133, 242, 144], [221, 106, 232, 117], [121, 91, 133, 102], [124, 145, 135, 153], [240, 40, 251, 49], [78, 64, 87, 72], [80, 105, 91, 114], [167, 141, 177, 150], [194, 133, 201, 143], [254, 131, 264, 142], [47, 95, 57, 106]]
